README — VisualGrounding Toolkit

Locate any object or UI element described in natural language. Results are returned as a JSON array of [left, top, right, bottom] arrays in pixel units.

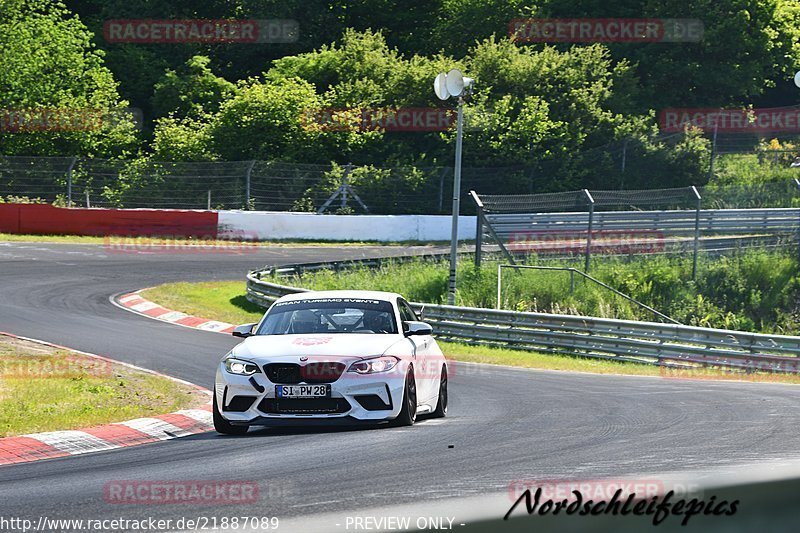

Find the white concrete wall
[[218, 211, 477, 242]]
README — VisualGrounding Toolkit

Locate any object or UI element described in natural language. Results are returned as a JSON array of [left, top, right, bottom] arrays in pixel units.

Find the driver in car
[[362, 311, 392, 333]]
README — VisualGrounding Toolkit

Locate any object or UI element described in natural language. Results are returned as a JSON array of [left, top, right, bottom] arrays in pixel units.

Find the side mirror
[[232, 323, 256, 338], [403, 321, 433, 337]]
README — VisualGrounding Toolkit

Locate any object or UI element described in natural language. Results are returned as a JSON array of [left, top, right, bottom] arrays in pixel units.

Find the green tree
[[536, 0, 800, 108], [198, 77, 381, 162], [430, 0, 529, 56], [152, 55, 235, 119], [0, 0, 138, 156]]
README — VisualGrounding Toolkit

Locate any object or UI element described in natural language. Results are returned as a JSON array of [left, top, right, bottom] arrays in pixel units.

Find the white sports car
[[213, 290, 448, 434]]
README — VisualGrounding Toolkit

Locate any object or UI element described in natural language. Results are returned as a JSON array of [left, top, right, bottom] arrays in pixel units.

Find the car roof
[[276, 289, 403, 304]]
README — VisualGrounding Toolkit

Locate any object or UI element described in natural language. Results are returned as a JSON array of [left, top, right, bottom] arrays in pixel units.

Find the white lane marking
[[130, 301, 160, 312], [117, 417, 193, 439], [175, 409, 214, 424], [197, 321, 233, 332], [27, 431, 119, 455], [159, 311, 190, 322], [110, 292, 235, 338]]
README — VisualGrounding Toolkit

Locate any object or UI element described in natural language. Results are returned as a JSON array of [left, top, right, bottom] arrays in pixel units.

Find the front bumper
[[215, 364, 405, 425]]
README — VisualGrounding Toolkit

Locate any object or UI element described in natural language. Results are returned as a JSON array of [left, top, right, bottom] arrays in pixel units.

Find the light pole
[[434, 69, 474, 305]]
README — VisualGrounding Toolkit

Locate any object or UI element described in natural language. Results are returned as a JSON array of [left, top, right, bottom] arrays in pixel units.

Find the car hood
[[230, 333, 407, 363]]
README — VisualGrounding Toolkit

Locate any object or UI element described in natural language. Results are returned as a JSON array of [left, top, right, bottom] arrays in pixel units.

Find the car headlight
[[348, 356, 399, 374], [224, 357, 261, 376]]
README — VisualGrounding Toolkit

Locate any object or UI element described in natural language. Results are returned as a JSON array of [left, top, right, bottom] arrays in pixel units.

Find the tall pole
[[691, 186, 702, 280], [708, 110, 720, 181], [447, 97, 465, 305], [66, 156, 77, 208], [245, 160, 255, 209]]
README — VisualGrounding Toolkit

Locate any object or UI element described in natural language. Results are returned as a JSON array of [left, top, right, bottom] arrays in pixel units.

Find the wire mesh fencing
[[473, 183, 800, 277], [0, 156, 511, 214], [1, 154, 799, 214]]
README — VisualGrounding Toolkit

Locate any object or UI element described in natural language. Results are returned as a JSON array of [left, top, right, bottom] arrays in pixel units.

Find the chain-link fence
[[0, 156, 515, 214], [1, 151, 799, 214], [473, 182, 800, 278]]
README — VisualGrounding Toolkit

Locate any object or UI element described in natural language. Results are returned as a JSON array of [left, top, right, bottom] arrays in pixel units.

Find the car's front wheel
[[391, 369, 417, 427], [213, 393, 249, 435]]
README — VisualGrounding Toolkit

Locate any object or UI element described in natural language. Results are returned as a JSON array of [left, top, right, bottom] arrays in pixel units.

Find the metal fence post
[[794, 178, 800, 263], [583, 189, 595, 273], [691, 186, 702, 280], [471, 190, 483, 269], [438, 168, 449, 213], [66, 157, 77, 207], [621, 138, 628, 174], [245, 160, 255, 209], [496, 264, 502, 310], [708, 110, 720, 180], [341, 163, 352, 209], [207, 190, 211, 210]]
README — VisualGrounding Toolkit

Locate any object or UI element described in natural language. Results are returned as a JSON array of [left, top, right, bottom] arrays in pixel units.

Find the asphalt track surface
[[1, 242, 800, 530]]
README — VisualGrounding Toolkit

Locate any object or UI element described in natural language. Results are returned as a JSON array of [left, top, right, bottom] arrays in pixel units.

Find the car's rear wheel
[[391, 369, 417, 427], [430, 366, 448, 418], [213, 393, 249, 435]]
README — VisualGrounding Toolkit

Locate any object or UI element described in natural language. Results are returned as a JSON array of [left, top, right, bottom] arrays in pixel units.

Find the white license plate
[[276, 385, 330, 398]]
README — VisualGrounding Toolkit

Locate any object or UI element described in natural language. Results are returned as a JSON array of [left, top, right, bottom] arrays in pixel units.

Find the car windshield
[[256, 297, 398, 335]]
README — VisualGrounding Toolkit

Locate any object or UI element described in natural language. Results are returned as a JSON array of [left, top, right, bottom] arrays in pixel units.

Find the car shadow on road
[[187, 423, 394, 439]]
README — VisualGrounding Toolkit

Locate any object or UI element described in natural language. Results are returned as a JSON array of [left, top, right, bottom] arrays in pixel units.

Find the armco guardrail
[[484, 208, 800, 238], [246, 259, 800, 373], [474, 201, 800, 277]]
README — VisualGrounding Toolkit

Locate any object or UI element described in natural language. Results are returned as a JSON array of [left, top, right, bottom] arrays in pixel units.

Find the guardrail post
[[794, 178, 800, 263], [471, 190, 483, 268], [583, 189, 595, 273], [496, 264, 502, 310], [691, 186, 702, 280], [245, 160, 255, 210], [341, 163, 353, 209], [708, 112, 720, 180], [438, 168, 450, 213], [66, 156, 77, 207]]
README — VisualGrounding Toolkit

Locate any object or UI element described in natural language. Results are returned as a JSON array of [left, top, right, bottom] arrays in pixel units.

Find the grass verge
[[142, 281, 263, 326], [139, 281, 800, 384], [0, 233, 440, 247], [0, 335, 203, 437]]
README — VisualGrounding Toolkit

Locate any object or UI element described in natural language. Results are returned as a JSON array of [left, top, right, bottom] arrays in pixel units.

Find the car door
[[398, 298, 435, 404]]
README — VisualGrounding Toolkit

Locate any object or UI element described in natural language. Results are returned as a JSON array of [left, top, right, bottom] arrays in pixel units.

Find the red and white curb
[[116, 290, 236, 334], [0, 332, 213, 466]]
